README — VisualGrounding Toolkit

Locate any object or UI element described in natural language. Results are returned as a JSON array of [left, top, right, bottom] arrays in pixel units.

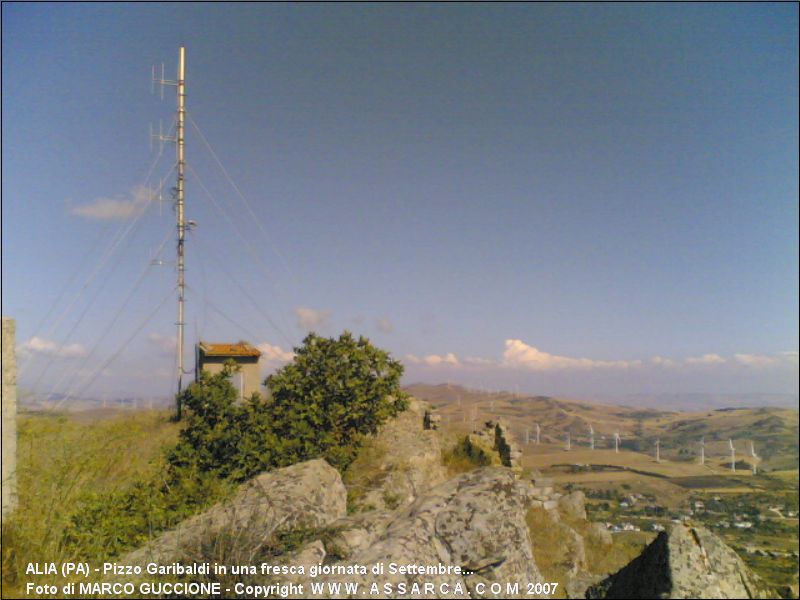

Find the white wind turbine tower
[[536, 423, 541, 445], [614, 432, 621, 453], [566, 432, 571, 451], [750, 441, 758, 475], [729, 439, 736, 472], [699, 437, 705, 466], [655, 438, 660, 463], [589, 424, 595, 450]]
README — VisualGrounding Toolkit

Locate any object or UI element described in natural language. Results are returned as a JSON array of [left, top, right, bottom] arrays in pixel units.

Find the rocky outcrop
[[353, 398, 448, 512], [122, 459, 346, 564], [117, 400, 774, 600], [286, 466, 545, 599], [586, 523, 776, 599]]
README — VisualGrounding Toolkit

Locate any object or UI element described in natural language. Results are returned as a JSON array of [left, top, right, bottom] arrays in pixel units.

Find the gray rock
[[289, 467, 546, 598], [586, 523, 776, 599], [558, 491, 587, 521], [122, 459, 346, 565], [357, 398, 449, 512]]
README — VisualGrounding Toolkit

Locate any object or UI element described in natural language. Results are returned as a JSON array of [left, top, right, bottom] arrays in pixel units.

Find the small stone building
[[196, 341, 262, 400]]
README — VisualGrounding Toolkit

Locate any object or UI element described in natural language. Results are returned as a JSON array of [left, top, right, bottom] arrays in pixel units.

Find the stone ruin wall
[[2, 317, 17, 518]]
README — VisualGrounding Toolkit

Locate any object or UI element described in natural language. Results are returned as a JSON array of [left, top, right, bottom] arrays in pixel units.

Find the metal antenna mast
[[154, 47, 187, 419], [176, 47, 187, 419]]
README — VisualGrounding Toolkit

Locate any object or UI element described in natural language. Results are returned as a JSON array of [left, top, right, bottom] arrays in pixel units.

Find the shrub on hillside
[[169, 331, 409, 480], [63, 332, 408, 560], [265, 331, 409, 470]]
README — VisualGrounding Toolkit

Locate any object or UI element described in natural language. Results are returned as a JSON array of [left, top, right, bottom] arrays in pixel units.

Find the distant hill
[[405, 383, 799, 471], [589, 392, 799, 412]]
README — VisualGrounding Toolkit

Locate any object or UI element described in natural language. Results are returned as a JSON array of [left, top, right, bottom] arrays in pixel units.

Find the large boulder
[[122, 458, 346, 565], [586, 523, 776, 599], [286, 466, 546, 598]]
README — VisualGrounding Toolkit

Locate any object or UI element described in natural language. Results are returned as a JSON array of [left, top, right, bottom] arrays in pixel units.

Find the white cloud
[[71, 185, 154, 220], [257, 342, 294, 367], [502, 339, 641, 371], [19, 336, 87, 358], [734, 353, 779, 367], [402, 340, 799, 376], [147, 332, 176, 355], [650, 356, 679, 368], [377, 318, 393, 333], [406, 352, 461, 367], [685, 353, 726, 366], [294, 307, 331, 330]]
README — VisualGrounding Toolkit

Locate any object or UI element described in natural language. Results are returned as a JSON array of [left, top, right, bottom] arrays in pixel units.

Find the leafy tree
[[169, 331, 408, 480], [266, 331, 409, 469], [167, 361, 283, 481]]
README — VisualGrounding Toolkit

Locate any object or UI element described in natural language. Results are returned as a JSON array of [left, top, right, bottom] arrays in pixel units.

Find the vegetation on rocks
[[7, 331, 408, 580]]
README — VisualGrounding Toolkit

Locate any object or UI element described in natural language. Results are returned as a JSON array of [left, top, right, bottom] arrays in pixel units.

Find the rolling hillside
[[406, 383, 799, 471]]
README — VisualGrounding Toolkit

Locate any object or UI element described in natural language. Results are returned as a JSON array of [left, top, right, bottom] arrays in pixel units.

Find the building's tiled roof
[[198, 341, 262, 358]]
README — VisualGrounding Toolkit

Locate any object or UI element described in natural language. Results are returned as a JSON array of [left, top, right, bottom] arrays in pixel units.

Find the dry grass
[[525, 507, 571, 599], [526, 506, 654, 598], [1, 409, 180, 597], [341, 437, 389, 513]]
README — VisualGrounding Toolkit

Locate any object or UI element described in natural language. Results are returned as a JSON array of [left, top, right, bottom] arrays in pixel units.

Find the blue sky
[[2, 3, 798, 402]]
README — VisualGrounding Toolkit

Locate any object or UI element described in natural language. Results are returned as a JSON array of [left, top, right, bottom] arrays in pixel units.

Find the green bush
[[170, 331, 408, 479], [442, 436, 493, 475], [64, 331, 408, 560], [265, 331, 409, 471], [63, 467, 232, 561]]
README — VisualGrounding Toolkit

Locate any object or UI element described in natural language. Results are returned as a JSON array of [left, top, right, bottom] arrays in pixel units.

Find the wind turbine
[[729, 439, 736, 472], [589, 424, 595, 450], [750, 441, 758, 475], [614, 432, 621, 453], [536, 423, 541, 444], [566, 432, 571, 451], [699, 437, 705, 466], [655, 438, 660, 463]]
